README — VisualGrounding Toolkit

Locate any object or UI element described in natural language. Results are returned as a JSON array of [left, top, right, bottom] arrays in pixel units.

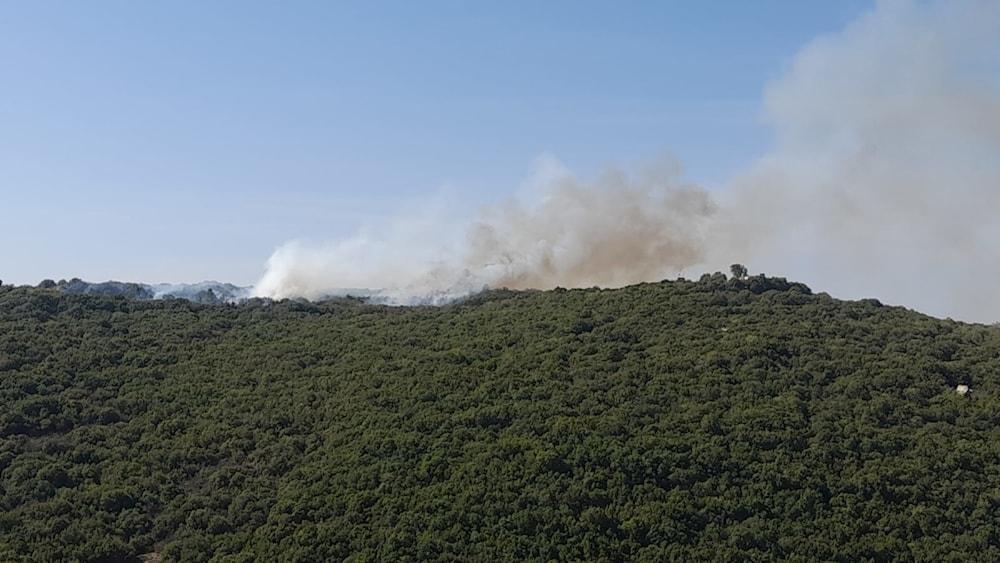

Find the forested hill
[[0, 275, 997, 562]]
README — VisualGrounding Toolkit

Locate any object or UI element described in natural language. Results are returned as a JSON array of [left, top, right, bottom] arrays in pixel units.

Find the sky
[[0, 1, 871, 286]]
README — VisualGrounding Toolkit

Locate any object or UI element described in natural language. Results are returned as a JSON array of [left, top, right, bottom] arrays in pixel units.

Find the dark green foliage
[[0, 278, 997, 562], [730, 263, 748, 280]]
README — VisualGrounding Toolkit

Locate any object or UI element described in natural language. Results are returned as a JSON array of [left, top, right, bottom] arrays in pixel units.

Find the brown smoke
[[254, 157, 715, 303], [462, 160, 715, 290]]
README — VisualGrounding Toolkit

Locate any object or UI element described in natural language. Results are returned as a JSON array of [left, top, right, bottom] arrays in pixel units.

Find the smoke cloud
[[255, 156, 715, 304], [710, 0, 1000, 321], [256, 0, 1000, 321]]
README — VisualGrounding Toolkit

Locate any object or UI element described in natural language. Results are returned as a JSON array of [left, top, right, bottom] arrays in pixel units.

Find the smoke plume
[[256, 0, 1000, 321], [709, 0, 1000, 321], [255, 156, 715, 304]]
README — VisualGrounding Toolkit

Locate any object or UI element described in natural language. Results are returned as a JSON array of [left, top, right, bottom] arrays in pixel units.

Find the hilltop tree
[[730, 263, 748, 279]]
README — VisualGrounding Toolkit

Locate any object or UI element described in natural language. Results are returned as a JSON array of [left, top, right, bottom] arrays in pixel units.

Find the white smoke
[[256, 0, 1000, 321], [254, 155, 715, 304], [253, 194, 475, 303], [710, 0, 1000, 321]]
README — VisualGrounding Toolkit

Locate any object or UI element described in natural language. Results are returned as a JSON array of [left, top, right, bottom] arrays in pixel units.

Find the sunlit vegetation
[[0, 274, 997, 561]]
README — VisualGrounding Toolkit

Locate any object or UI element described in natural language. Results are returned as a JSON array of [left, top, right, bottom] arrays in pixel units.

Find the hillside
[[36, 279, 251, 305], [0, 275, 997, 562]]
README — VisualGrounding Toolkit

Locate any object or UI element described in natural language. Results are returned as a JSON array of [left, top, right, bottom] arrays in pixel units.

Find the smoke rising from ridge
[[463, 158, 715, 290], [254, 156, 715, 303], [256, 0, 1000, 321], [708, 0, 1000, 322]]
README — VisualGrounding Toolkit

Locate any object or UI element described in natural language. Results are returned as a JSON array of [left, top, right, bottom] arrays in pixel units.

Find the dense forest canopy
[[0, 275, 997, 562]]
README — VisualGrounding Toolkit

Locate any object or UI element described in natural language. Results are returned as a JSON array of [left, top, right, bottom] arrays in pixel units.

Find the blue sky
[[0, 1, 870, 285]]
